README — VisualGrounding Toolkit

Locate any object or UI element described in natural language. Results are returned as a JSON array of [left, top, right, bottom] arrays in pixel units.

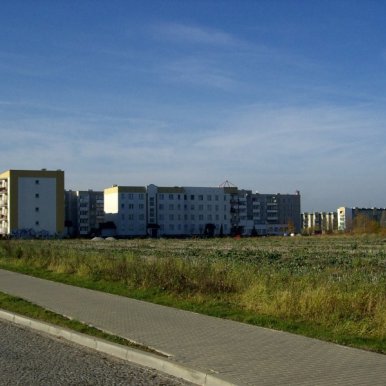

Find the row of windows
[[158, 193, 226, 201], [159, 214, 226, 221], [158, 204, 226, 211], [160, 223, 229, 232], [120, 213, 228, 222], [121, 214, 145, 221], [120, 203, 145, 210], [120, 193, 145, 200]]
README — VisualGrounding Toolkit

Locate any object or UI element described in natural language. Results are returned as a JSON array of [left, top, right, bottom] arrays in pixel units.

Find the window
[[35, 180, 39, 185], [207, 205, 212, 211], [169, 204, 174, 210], [159, 204, 164, 210], [191, 204, 195, 210], [190, 195, 195, 200], [139, 203, 144, 209], [159, 194, 164, 200], [128, 214, 134, 220], [139, 193, 144, 200], [128, 193, 134, 199], [128, 204, 134, 209], [198, 195, 203, 201], [159, 214, 164, 221], [215, 195, 219, 201], [199, 214, 204, 221], [169, 214, 174, 221], [207, 195, 212, 201], [121, 203, 125, 209], [35, 193, 39, 198], [35, 221, 39, 226], [139, 214, 145, 221], [169, 194, 174, 200], [35, 207, 39, 212], [198, 204, 203, 211]]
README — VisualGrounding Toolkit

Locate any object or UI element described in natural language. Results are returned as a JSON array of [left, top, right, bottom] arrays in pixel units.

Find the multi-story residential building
[[338, 207, 386, 231], [65, 190, 104, 236], [234, 190, 301, 235], [0, 169, 64, 237], [104, 184, 301, 237], [302, 211, 338, 234], [104, 185, 147, 237]]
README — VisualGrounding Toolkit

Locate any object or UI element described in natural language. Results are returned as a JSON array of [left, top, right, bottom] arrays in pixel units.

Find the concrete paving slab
[[1, 269, 386, 386]]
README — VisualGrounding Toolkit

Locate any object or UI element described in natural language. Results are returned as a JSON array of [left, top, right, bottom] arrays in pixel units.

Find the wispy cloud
[[152, 22, 244, 48]]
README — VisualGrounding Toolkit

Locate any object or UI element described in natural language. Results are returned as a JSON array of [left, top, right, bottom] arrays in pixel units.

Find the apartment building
[[104, 184, 301, 237], [232, 190, 301, 235], [302, 211, 338, 234], [0, 169, 64, 237], [65, 190, 104, 236], [338, 206, 386, 231], [104, 185, 147, 236]]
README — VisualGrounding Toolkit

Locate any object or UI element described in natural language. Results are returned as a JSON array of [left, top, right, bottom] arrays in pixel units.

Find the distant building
[[65, 190, 104, 236], [0, 169, 64, 237], [338, 206, 386, 231], [104, 184, 301, 237], [104, 185, 147, 237], [302, 211, 337, 234]]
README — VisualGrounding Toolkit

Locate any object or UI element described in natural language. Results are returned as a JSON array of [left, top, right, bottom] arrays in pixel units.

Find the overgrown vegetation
[[0, 235, 385, 353]]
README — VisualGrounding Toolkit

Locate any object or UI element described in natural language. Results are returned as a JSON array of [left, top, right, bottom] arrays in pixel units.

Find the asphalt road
[[0, 320, 192, 386]]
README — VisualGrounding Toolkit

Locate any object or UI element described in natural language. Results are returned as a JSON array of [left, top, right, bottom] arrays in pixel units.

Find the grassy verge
[[0, 236, 385, 354], [0, 291, 165, 356]]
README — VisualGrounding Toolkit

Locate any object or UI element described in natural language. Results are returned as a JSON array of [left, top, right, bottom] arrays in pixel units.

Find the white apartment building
[[104, 184, 301, 237], [104, 184, 232, 237], [0, 169, 64, 237], [104, 186, 147, 236]]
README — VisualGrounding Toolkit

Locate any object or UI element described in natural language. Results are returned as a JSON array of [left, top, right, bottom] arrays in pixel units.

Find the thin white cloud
[[152, 22, 244, 48]]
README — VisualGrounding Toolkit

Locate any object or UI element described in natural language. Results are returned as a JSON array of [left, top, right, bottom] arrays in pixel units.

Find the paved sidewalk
[[1, 269, 386, 386]]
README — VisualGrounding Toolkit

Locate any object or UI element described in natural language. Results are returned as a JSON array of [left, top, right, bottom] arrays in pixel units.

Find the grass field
[[0, 235, 385, 353]]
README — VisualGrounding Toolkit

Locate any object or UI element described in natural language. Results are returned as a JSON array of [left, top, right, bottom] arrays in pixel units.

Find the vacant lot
[[0, 235, 385, 352]]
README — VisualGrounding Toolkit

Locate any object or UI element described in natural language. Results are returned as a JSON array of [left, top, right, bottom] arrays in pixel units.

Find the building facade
[[338, 206, 386, 231], [0, 169, 64, 237], [104, 184, 301, 237], [302, 211, 338, 234], [233, 190, 301, 236], [65, 190, 104, 236]]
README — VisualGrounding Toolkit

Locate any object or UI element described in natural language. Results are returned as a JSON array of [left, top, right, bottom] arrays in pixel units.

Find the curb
[[0, 309, 236, 386]]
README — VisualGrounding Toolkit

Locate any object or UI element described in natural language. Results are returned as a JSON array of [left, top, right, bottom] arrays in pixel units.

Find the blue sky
[[1, 0, 386, 211]]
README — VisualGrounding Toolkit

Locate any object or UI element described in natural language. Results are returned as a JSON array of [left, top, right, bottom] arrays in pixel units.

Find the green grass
[[0, 235, 385, 354]]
